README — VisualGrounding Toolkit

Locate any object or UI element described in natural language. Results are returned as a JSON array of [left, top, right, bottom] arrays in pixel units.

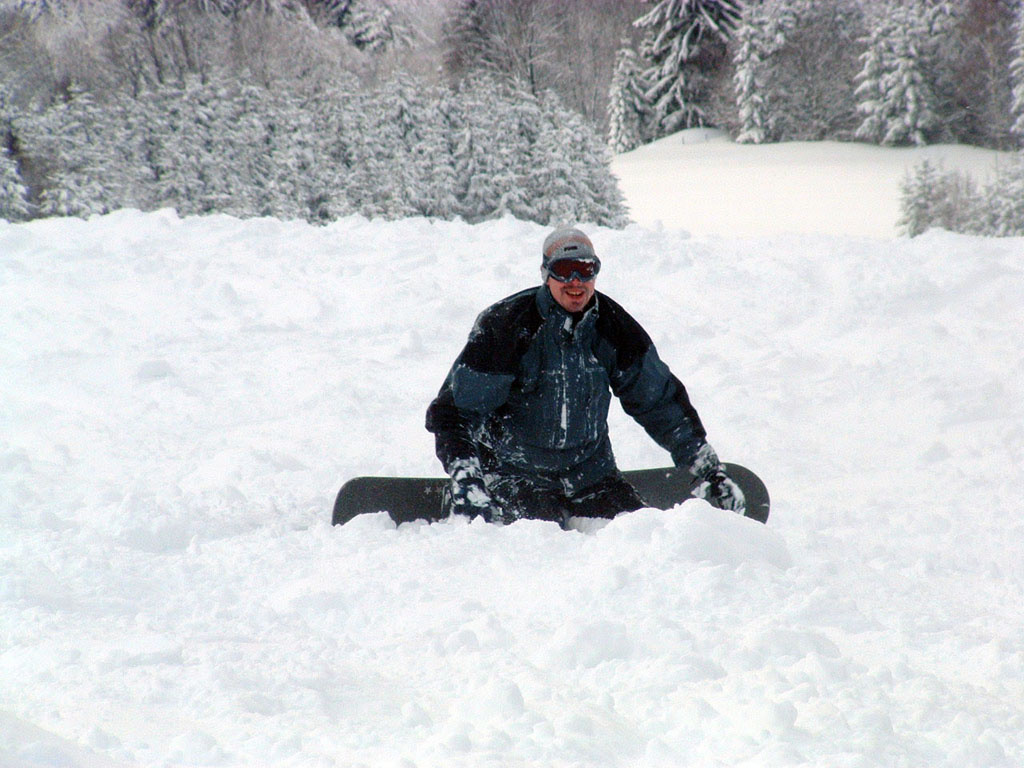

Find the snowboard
[[332, 463, 769, 527]]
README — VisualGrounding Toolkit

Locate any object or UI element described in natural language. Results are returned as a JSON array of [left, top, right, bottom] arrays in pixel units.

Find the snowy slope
[[2, 142, 1024, 767], [612, 128, 1013, 238]]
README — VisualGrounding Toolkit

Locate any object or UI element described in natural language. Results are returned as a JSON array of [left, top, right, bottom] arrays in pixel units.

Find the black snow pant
[[445, 471, 647, 528]]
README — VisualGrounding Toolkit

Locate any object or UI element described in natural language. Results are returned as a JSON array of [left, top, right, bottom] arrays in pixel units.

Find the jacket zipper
[[557, 316, 573, 449]]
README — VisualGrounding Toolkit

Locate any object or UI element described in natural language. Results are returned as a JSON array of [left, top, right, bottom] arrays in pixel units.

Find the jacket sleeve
[[425, 297, 533, 473], [425, 378, 483, 474], [614, 346, 708, 467], [596, 295, 708, 467]]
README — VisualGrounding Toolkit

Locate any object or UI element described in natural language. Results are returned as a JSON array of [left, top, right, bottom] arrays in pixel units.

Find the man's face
[[547, 274, 596, 314]]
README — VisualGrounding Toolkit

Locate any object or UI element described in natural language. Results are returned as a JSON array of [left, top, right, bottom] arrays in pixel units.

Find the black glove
[[689, 443, 746, 514], [447, 458, 500, 522]]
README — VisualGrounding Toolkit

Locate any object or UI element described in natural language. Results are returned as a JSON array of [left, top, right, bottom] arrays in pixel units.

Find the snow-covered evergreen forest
[[2, 0, 1024, 234], [2, 73, 628, 226]]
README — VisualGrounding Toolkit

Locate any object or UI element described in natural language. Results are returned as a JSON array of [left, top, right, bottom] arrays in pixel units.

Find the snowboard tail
[[332, 463, 769, 526]]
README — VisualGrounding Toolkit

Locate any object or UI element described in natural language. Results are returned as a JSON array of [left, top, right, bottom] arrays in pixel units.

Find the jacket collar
[[536, 284, 599, 321]]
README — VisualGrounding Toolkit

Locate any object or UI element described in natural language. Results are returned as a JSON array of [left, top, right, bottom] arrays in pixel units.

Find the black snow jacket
[[425, 285, 708, 494]]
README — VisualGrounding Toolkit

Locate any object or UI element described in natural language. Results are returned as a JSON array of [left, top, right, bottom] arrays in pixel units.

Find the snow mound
[[2, 204, 1023, 765]]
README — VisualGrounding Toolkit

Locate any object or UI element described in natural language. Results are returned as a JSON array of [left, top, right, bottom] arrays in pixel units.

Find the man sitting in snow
[[425, 226, 744, 526]]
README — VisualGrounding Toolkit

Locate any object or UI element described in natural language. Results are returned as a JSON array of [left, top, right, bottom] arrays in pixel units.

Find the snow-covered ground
[[612, 128, 1013, 238], [2, 138, 1024, 767]]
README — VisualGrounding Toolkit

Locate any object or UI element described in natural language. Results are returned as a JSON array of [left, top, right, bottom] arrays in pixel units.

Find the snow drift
[[2, 198, 1023, 764]]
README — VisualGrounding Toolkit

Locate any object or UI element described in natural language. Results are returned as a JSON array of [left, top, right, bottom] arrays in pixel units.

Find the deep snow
[[2, 138, 1024, 767]]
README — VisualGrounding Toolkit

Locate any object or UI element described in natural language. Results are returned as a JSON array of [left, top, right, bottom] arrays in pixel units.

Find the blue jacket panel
[[426, 286, 707, 494]]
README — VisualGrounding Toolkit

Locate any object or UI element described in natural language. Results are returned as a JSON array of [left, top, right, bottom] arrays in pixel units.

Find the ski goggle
[[547, 257, 600, 283]]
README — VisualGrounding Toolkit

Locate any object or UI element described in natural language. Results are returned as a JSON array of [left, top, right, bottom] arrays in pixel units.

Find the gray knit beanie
[[541, 227, 598, 279]]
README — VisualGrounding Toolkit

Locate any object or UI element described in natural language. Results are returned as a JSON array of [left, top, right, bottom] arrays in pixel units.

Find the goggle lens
[[549, 258, 599, 282]]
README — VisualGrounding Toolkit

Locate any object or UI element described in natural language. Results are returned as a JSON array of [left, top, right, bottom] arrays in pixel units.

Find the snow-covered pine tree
[[245, 82, 356, 223], [346, 2, 411, 52], [353, 77, 425, 220], [525, 90, 630, 227], [138, 77, 257, 218], [28, 87, 126, 217], [275, 86, 355, 222], [897, 159, 940, 236], [456, 124, 516, 223], [238, 82, 277, 218], [977, 154, 1024, 236], [1012, 3, 1024, 141], [530, 107, 579, 226], [305, 77, 361, 223], [103, 94, 156, 212], [0, 146, 31, 221], [561, 101, 629, 228], [8, 59, 630, 228], [901, 153, 1024, 237], [192, 78, 262, 217], [426, 87, 466, 221], [227, 81, 290, 219], [897, 159, 978, 236], [144, 77, 277, 220], [853, 21, 886, 139], [143, 78, 214, 216], [447, 78, 519, 223], [494, 86, 543, 222], [729, 0, 866, 143], [382, 76, 457, 219], [633, 0, 742, 137], [730, 0, 804, 144], [731, 12, 767, 144], [0, 86, 32, 222], [316, 0, 410, 53], [131, 86, 176, 210], [855, 1, 952, 147], [607, 42, 649, 153]]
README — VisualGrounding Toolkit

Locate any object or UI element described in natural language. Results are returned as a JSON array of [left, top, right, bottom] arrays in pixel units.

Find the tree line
[[0, 1, 628, 226], [2, 0, 1024, 234], [608, 0, 1024, 152], [1, 74, 627, 227]]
